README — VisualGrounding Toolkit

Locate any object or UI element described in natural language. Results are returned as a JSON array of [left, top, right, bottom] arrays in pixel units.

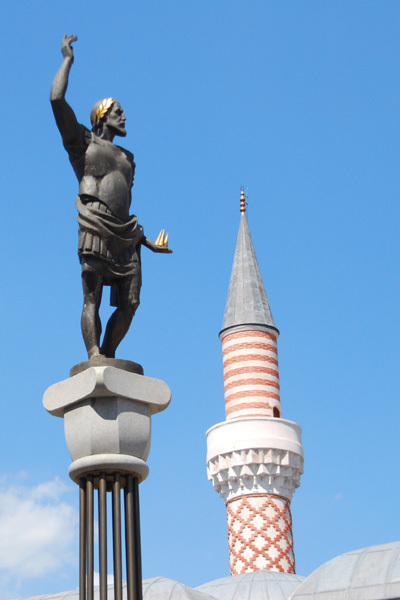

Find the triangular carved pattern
[[207, 447, 303, 502], [226, 494, 295, 575]]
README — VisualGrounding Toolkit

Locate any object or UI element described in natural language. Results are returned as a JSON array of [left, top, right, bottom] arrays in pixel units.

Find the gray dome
[[16, 578, 216, 600], [143, 577, 217, 599], [15, 591, 80, 600], [290, 542, 400, 600], [196, 570, 304, 599]]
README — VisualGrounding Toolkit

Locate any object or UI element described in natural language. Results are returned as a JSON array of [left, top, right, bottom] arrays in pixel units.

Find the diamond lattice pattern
[[227, 494, 295, 574]]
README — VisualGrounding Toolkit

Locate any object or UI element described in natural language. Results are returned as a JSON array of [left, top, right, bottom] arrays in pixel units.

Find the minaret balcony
[[206, 417, 303, 503]]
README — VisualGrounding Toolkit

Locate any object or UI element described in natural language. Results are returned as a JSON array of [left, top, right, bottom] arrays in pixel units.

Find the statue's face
[[105, 102, 127, 137]]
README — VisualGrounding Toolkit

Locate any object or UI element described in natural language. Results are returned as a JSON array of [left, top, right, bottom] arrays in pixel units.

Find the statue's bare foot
[[88, 347, 102, 359]]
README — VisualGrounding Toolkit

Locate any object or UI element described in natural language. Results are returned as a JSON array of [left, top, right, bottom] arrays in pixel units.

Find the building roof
[[142, 577, 217, 599], [220, 213, 277, 339], [16, 543, 400, 600], [196, 570, 304, 600], [290, 542, 400, 600], [17, 578, 217, 600]]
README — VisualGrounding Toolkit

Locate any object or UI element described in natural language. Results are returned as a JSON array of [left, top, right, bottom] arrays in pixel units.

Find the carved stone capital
[[43, 365, 171, 483]]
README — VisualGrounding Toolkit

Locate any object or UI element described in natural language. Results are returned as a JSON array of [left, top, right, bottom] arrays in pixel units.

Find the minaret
[[206, 191, 304, 575]]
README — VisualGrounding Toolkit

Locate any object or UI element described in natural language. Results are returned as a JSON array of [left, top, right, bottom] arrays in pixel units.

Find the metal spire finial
[[240, 188, 246, 214]]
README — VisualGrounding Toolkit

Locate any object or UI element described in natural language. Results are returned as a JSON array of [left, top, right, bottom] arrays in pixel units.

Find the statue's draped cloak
[[76, 196, 143, 280]]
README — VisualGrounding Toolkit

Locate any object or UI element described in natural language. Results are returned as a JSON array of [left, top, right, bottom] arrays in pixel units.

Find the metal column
[[79, 473, 143, 600]]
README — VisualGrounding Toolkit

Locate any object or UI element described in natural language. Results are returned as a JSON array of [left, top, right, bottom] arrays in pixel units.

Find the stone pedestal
[[43, 362, 171, 483], [43, 360, 171, 600]]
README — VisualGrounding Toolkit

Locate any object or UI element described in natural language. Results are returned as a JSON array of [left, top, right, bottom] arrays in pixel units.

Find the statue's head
[[90, 98, 126, 137], [90, 98, 114, 127]]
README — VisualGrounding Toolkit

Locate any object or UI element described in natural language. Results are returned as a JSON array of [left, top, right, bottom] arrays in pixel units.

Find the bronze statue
[[51, 35, 172, 359]]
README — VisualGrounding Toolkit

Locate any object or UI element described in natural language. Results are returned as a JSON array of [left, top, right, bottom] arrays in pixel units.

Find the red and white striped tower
[[206, 191, 304, 575]]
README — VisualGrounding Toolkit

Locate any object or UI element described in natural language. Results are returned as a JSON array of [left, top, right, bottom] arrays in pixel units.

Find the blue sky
[[1, 2, 399, 598]]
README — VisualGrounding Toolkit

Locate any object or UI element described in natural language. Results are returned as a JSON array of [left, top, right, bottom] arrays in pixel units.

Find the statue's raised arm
[[50, 35, 83, 146]]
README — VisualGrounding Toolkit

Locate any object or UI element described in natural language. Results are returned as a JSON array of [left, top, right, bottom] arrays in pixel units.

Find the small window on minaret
[[273, 407, 280, 418]]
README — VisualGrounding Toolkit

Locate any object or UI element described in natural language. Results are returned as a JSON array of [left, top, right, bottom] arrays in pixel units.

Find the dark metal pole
[[86, 476, 94, 600], [125, 476, 135, 600], [133, 477, 143, 600], [112, 474, 123, 600], [79, 479, 87, 600], [125, 475, 143, 600], [99, 473, 107, 600], [80, 471, 142, 600]]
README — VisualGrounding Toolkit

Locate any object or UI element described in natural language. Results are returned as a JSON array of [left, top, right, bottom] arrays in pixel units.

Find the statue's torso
[[68, 129, 135, 220]]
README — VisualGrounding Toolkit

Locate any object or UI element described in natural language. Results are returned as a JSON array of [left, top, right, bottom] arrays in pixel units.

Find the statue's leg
[[81, 262, 103, 358], [100, 274, 140, 358]]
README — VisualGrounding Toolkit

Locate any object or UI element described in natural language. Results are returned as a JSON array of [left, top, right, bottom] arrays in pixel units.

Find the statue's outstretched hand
[[143, 230, 173, 253], [62, 34, 78, 61]]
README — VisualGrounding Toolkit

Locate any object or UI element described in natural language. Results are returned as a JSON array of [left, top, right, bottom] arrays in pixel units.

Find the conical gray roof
[[220, 214, 277, 338]]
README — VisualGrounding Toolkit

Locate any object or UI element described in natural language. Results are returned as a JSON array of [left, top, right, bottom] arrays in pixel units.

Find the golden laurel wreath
[[92, 97, 114, 125]]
